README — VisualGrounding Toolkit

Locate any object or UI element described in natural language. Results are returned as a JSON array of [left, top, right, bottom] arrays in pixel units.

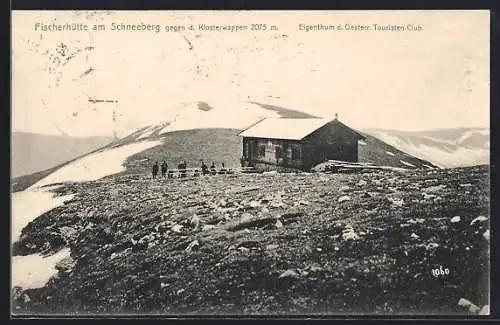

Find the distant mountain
[[11, 132, 114, 178], [362, 128, 489, 168]]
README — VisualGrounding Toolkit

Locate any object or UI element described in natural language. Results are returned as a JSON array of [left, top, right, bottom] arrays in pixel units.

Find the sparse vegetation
[[12, 165, 489, 315]]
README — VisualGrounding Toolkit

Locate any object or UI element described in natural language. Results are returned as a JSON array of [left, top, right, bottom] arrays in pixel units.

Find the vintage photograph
[[11, 10, 490, 316]]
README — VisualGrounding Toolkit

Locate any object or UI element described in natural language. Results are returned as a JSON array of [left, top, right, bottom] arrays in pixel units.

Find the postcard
[[11, 10, 490, 316]]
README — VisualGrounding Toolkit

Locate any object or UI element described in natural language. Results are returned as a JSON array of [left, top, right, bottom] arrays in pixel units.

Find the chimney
[[334, 112, 338, 120]]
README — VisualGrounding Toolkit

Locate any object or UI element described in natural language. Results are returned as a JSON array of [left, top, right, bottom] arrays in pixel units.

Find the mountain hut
[[238, 115, 366, 172]]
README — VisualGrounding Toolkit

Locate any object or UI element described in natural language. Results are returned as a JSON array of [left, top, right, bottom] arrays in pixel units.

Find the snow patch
[[29, 140, 163, 189], [385, 151, 395, 156], [11, 186, 77, 290], [154, 101, 281, 135], [11, 188, 75, 243], [12, 248, 71, 289], [400, 160, 416, 168], [358, 140, 367, 146]]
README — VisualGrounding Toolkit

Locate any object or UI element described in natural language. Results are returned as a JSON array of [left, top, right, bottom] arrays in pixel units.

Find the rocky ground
[[11, 165, 490, 315]]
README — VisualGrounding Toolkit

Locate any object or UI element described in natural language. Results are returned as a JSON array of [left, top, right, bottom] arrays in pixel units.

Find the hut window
[[275, 146, 282, 159], [259, 144, 266, 156], [292, 147, 300, 160]]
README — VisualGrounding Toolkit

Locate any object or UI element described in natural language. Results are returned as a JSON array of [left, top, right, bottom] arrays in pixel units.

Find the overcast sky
[[12, 10, 489, 137]]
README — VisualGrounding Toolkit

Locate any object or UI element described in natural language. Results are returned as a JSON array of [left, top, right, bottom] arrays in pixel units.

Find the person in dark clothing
[[152, 162, 159, 179], [220, 162, 227, 174], [240, 156, 246, 168], [210, 162, 217, 176], [161, 161, 168, 178], [201, 160, 209, 176]]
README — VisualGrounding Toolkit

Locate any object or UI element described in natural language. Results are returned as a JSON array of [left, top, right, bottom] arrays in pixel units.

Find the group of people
[[151, 159, 227, 179], [151, 161, 169, 179]]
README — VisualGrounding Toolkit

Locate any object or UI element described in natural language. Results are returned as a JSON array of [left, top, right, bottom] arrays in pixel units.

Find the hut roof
[[238, 118, 365, 141]]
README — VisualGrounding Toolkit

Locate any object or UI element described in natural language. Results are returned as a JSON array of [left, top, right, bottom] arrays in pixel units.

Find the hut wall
[[243, 137, 303, 169]]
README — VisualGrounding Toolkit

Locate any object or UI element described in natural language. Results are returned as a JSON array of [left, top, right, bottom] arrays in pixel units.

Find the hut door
[[328, 143, 342, 161]]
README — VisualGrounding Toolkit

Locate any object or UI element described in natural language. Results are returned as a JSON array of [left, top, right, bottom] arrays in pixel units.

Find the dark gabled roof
[[239, 118, 366, 141]]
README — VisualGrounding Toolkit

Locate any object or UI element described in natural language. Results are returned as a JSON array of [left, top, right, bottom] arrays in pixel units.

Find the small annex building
[[238, 115, 366, 172]]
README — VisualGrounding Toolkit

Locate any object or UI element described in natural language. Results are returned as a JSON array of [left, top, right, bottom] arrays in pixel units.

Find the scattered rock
[[189, 215, 200, 230], [410, 233, 420, 239], [423, 185, 446, 193], [426, 242, 439, 250], [266, 244, 279, 250], [479, 305, 490, 315], [342, 226, 359, 241], [458, 298, 473, 308], [357, 180, 368, 186], [338, 196, 351, 203], [469, 304, 481, 314], [227, 214, 278, 232], [270, 199, 286, 209], [339, 186, 351, 192], [202, 225, 215, 231], [450, 216, 461, 223], [171, 224, 183, 233], [249, 200, 261, 208], [279, 269, 300, 279], [387, 197, 404, 207], [470, 216, 488, 225], [185, 240, 199, 252]]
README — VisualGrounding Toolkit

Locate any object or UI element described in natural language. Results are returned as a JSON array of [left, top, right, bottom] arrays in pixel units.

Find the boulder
[[338, 196, 351, 203]]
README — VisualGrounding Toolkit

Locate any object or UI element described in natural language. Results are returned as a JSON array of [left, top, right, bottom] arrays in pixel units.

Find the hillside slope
[[12, 132, 114, 178], [12, 166, 490, 315]]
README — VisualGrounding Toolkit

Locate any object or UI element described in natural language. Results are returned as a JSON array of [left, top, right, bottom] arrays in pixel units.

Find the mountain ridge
[[11, 102, 488, 191], [11, 132, 115, 178]]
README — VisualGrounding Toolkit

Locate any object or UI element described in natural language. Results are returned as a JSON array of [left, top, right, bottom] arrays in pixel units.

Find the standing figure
[[152, 161, 159, 179], [201, 160, 209, 176], [220, 162, 226, 174], [240, 155, 246, 168], [161, 161, 168, 178], [210, 162, 217, 176]]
